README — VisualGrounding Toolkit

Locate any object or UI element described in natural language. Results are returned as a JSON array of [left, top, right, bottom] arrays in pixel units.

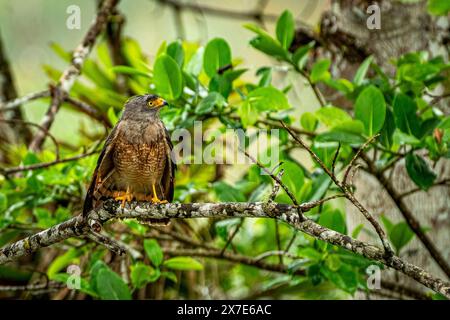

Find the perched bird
[[83, 94, 175, 219]]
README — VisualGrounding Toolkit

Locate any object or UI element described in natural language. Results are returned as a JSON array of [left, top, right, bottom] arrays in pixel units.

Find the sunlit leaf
[[163, 257, 204, 271], [153, 54, 182, 100], [276, 10, 295, 49], [144, 239, 164, 267], [203, 38, 232, 78]]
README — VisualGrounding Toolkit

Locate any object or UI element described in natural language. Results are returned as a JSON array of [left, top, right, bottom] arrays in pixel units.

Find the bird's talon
[[151, 197, 167, 204], [113, 189, 133, 208]]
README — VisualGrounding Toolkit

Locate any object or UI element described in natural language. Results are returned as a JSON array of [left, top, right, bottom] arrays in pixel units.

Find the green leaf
[[315, 106, 352, 127], [107, 107, 118, 126], [203, 38, 232, 78], [166, 40, 184, 67], [47, 248, 81, 279], [0, 193, 7, 213], [392, 93, 421, 138], [318, 209, 346, 234], [393, 130, 421, 146], [246, 87, 289, 111], [310, 60, 331, 83], [353, 56, 373, 86], [52, 273, 98, 298], [195, 92, 226, 115], [130, 262, 160, 289], [351, 224, 364, 238], [249, 36, 289, 60], [96, 268, 131, 300], [245, 24, 289, 61], [380, 214, 394, 233], [354, 85, 386, 136], [144, 239, 164, 267], [437, 116, 450, 129], [110, 66, 151, 78], [256, 67, 272, 87], [316, 119, 365, 144], [380, 108, 396, 149], [153, 54, 182, 100], [405, 153, 436, 190], [209, 73, 232, 98], [276, 10, 295, 49], [185, 47, 204, 76], [292, 41, 315, 70], [324, 78, 354, 94], [428, 0, 450, 15], [389, 222, 415, 254], [332, 120, 365, 134], [325, 254, 342, 272], [238, 100, 258, 127], [215, 218, 241, 241], [300, 112, 318, 132], [161, 271, 178, 283], [89, 260, 108, 293], [316, 130, 365, 145], [163, 257, 204, 271], [213, 182, 246, 202], [297, 247, 323, 262], [278, 161, 304, 202], [308, 174, 332, 201]]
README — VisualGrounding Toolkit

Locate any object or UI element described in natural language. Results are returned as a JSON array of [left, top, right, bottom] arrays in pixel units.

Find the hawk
[[83, 94, 175, 218]]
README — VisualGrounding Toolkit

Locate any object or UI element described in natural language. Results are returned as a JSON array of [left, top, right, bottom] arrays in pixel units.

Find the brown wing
[[162, 127, 176, 202], [83, 123, 120, 216]]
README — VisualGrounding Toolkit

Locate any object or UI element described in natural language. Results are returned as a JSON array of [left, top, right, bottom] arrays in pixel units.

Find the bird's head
[[122, 94, 168, 120]]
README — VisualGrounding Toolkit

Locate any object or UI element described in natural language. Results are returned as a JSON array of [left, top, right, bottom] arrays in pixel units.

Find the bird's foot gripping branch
[[0, 199, 449, 298]]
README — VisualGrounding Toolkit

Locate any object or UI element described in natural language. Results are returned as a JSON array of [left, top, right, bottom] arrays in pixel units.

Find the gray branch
[[0, 199, 449, 298]]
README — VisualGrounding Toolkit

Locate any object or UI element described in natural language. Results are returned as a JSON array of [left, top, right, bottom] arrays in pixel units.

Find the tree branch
[[28, 0, 120, 152], [0, 89, 50, 112], [0, 150, 98, 176], [361, 152, 450, 278], [0, 28, 32, 142], [280, 121, 394, 257], [0, 200, 449, 297]]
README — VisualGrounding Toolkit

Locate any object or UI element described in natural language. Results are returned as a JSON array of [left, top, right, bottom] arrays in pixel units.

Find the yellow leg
[[113, 187, 133, 208], [151, 184, 167, 204]]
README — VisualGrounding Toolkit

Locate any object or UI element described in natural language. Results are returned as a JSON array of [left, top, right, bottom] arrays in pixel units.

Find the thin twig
[[241, 148, 300, 208], [331, 142, 341, 176], [0, 119, 60, 160], [361, 152, 450, 278], [280, 121, 394, 257], [64, 96, 112, 128], [399, 178, 450, 199], [220, 218, 244, 256], [274, 220, 283, 264], [0, 150, 98, 175], [0, 90, 50, 111], [28, 0, 120, 152], [342, 134, 380, 187]]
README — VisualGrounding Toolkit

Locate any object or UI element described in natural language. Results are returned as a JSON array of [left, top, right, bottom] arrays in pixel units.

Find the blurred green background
[[0, 0, 326, 144]]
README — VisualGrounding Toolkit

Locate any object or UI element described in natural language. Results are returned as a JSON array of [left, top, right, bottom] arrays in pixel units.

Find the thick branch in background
[[28, 0, 120, 152], [0, 200, 449, 298], [0, 28, 32, 146]]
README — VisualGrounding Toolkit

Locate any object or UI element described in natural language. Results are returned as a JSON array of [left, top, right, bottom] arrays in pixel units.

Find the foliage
[[1, 9, 449, 300]]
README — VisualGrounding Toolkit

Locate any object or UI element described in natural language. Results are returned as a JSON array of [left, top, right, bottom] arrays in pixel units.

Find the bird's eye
[[147, 100, 155, 108]]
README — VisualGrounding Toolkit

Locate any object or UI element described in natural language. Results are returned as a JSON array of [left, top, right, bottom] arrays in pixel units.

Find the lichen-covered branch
[[0, 199, 449, 298], [361, 152, 450, 278]]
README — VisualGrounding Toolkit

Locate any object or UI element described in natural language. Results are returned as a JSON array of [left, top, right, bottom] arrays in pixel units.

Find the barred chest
[[112, 121, 168, 191]]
